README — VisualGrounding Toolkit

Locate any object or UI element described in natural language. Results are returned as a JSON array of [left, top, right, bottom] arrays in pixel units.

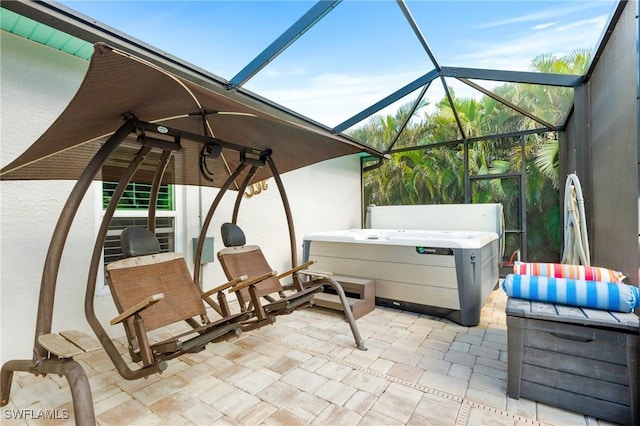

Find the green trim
[[1, 8, 93, 60], [103, 182, 174, 211]]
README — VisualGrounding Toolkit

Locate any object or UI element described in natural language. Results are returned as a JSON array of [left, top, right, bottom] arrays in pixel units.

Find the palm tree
[[361, 51, 590, 262]]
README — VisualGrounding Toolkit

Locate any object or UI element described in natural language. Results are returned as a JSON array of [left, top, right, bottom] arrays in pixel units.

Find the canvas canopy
[[0, 43, 367, 188]]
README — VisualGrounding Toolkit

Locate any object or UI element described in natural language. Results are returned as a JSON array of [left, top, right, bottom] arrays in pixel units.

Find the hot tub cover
[[0, 43, 366, 188]]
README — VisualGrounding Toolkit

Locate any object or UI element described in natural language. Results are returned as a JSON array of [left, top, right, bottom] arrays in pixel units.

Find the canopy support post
[[266, 156, 367, 351], [194, 163, 248, 286], [0, 118, 136, 426], [85, 144, 165, 380], [34, 118, 135, 359], [266, 157, 297, 268], [231, 165, 259, 224], [2, 359, 95, 425], [148, 149, 173, 233]]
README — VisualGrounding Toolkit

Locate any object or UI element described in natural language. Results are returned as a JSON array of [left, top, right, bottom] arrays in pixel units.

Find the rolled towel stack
[[502, 262, 637, 313], [512, 262, 625, 282]]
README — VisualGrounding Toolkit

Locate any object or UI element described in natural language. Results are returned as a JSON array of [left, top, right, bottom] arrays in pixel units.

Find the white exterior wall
[[0, 32, 362, 363]]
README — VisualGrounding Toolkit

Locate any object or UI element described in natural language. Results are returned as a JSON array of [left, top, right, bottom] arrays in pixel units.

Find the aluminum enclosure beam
[[2, 0, 584, 156], [1, 0, 378, 154], [441, 66, 583, 87], [388, 127, 551, 154], [387, 82, 432, 152], [396, 0, 440, 71], [397, 0, 466, 140], [229, 0, 342, 89], [458, 78, 557, 130], [333, 69, 439, 134]]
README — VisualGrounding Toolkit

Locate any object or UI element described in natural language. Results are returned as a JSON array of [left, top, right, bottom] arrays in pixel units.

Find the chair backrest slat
[[106, 253, 206, 332], [218, 246, 282, 298], [121, 227, 161, 258]]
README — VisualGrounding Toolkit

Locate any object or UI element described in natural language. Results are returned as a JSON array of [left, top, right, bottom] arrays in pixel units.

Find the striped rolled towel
[[513, 262, 625, 283], [502, 274, 639, 313]]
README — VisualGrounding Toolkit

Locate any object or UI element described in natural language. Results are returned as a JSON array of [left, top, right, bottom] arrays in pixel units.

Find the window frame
[[94, 181, 183, 295]]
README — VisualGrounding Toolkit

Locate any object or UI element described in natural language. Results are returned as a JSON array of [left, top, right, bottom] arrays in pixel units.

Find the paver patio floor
[[2, 289, 622, 425]]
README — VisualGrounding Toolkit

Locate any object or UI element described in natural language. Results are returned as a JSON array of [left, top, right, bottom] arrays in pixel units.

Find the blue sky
[[59, 0, 616, 127]]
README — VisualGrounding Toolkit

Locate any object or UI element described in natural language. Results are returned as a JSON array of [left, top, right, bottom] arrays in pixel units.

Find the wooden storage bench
[[506, 298, 639, 425], [314, 275, 375, 319]]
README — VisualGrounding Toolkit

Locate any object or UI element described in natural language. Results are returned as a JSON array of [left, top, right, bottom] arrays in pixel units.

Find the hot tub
[[302, 229, 499, 326]]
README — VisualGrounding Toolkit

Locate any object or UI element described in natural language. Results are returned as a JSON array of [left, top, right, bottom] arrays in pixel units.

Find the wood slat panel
[[38, 334, 83, 358], [521, 363, 630, 405], [522, 346, 630, 385], [522, 325, 628, 364], [59, 330, 101, 352], [520, 381, 631, 425]]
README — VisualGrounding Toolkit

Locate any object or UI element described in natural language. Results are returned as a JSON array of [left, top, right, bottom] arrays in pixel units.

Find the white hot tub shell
[[303, 229, 500, 326]]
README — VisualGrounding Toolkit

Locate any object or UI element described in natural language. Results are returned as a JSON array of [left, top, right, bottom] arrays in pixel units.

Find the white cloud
[[532, 22, 557, 31], [247, 71, 425, 127], [242, 3, 611, 127], [251, 71, 488, 127], [260, 67, 308, 78], [476, 2, 608, 29], [458, 14, 608, 71]]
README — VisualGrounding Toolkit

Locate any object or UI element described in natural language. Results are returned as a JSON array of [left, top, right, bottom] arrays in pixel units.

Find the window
[[102, 181, 173, 210], [102, 181, 176, 266], [104, 215, 175, 265]]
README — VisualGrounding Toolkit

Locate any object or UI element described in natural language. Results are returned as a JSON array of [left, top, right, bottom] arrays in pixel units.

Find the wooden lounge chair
[[105, 227, 250, 369], [217, 223, 325, 330]]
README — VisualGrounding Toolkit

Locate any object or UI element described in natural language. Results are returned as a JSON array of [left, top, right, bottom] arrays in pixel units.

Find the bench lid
[[506, 297, 639, 332]]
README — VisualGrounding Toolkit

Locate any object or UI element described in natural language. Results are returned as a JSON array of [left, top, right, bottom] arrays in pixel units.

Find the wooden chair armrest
[[110, 293, 164, 325], [202, 275, 249, 298], [230, 271, 277, 293], [297, 269, 333, 278], [276, 260, 317, 280]]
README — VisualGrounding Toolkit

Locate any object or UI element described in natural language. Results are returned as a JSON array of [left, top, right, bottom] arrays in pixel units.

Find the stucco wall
[[0, 32, 362, 362], [0, 32, 106, 363], [184, 154, 362, 293]]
